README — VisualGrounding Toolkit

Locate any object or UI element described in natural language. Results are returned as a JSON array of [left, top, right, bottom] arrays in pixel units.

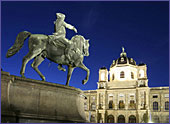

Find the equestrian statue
[[6, 13, 90, 86]]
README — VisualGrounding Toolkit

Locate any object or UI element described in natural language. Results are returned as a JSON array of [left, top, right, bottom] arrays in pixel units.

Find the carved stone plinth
[[1, 71, 87, 123]]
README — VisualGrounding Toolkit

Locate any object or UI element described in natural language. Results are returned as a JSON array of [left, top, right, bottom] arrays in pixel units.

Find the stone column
[[145, 88, 149, 110], [115, 114, 117, 123], [97, 92, 100, 109], [100, 113, 105, 123], [103, 112, 106, 123], [115, 93, 118, 110], [88, 95, 91, 110], [137, 89, 141, 110], [125, 114, 128, 123], [95, 110, 98, 123], [103, 91, 106, 110], [125, 94, 128, 110]]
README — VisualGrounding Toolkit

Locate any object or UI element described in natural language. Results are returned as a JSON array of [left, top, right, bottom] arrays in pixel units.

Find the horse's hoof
[[58, 65, 66, 71], [82, 80, 87, 85], [62, 68, 66, 72]]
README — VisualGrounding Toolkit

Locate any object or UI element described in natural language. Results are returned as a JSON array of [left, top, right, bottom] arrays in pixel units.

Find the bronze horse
[[6, 31, 90, 86]]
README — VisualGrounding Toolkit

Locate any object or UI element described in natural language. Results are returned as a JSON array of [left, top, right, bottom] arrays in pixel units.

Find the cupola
[[111, 47, 136, 67]]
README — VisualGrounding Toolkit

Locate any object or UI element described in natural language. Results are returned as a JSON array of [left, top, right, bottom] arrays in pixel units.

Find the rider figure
[[53, 13, 77, 71]]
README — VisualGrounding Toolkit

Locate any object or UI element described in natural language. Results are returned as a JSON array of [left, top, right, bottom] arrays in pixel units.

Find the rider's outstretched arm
[[64, 22, 77, 33]]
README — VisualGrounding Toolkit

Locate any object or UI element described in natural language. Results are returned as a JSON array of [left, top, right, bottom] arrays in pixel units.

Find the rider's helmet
[[56, 13, 65, 19]]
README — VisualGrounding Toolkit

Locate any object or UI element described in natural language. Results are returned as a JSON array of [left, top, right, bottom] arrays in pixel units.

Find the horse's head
[[71, 35, 90, 56]]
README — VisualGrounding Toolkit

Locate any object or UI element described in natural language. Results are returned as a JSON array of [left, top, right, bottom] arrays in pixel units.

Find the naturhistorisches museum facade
[[83, 48, 169, 123]]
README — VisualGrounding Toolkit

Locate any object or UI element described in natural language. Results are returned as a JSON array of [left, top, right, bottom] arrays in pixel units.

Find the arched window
[[121, 57, 124, 62], [139, 70, 144, 78], [165, 101, 169, 110], [91, 102, 96, 110], [131, 72, 134, 79], [119, 100, 125, 109], [109, 100, 113, 109], [107, 115, 114, 123], [165, 115, 169, 123], [118, 115, 125, 123], [98, 113, 103, 123], [129, 100, 135, 109], [120, 71, 125, 78], [153, 102, 158, 110], [142, 113, 148, 123], [101, 73, 105, 81], [99, 83, 104, 89], [90, 115, 96, 122], [112, 74, 114, 80], [153, 115, 159, 123], [129, 115, 136, 123]]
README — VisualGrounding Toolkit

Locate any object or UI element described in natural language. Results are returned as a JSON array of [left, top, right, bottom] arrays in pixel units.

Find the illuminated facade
[[84, 48, 169, 123]]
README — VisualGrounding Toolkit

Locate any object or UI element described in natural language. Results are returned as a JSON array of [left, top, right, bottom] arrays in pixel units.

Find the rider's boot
[[58, 64, 66, 72], [66, 55, 71, 63]]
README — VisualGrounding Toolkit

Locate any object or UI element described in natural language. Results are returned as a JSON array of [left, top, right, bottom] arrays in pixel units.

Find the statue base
[[1, 71, 87, 123]]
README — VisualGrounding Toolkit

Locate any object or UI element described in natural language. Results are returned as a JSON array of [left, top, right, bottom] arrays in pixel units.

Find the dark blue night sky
[[1, 1, 169, 90]]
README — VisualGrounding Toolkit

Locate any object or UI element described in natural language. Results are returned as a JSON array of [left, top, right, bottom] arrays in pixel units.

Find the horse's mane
[[71, 35, 85, 42], [71, 35, 85, 52]]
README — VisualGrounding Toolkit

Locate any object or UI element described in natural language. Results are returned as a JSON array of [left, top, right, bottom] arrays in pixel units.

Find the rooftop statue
[[6, 13, 90, 86]]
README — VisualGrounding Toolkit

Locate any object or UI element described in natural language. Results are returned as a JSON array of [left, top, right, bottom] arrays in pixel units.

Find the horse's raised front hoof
[[59, 67, 66, 72], [82, 80, 87, 85], [62, 68, 66, 72], [58, 65, 66, 72]]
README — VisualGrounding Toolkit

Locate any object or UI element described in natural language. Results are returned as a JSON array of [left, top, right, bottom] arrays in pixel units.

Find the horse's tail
[[6, 31, 31, 58]]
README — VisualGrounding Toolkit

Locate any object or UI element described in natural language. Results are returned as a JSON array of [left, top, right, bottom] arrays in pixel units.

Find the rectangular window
[[119, 94, 124, 97], [153, 95, 158, 98], [140, 92, 144, 98], [91, 102, 96, 110], [120, 71, 125, 78], [91, 96, 95, 100], [99, 103, 103, 109], [153, 102, 158, 110], [165, 94, 169, 98], [165, 102, 169, 110], [109, 96, 113, 100]]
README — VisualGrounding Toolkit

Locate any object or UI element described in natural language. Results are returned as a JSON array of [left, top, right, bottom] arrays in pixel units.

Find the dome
[[110, 47, 136, 67]]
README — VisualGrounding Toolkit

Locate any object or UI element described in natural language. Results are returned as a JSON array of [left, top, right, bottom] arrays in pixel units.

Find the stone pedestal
[[1, 71, 87, 123]]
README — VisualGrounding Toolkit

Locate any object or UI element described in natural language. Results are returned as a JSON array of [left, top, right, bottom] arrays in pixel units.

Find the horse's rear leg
[[20, 49, 42, 77], [31, 54, 45, 81]]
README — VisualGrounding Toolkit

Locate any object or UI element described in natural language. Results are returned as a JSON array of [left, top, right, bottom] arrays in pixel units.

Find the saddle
[[48, 35, 66, 47], [48, 35, 82, 57]]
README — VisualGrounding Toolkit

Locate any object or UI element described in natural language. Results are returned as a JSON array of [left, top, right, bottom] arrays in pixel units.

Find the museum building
[[83, 48, 169, 123]]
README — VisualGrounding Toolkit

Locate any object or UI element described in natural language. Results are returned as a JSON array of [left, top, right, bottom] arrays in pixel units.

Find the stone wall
[[1, 71, 87, 123]]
